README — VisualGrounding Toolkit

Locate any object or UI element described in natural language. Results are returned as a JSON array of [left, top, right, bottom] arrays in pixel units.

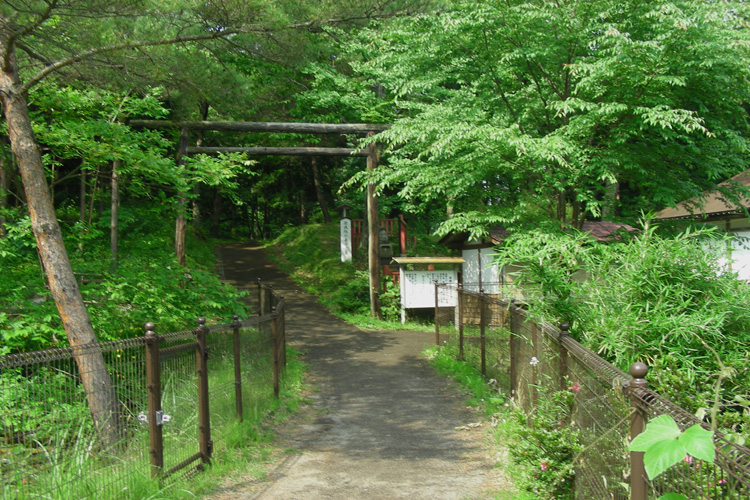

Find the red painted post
[[629, 362, 649, 500], [399, 214, 407, 256]]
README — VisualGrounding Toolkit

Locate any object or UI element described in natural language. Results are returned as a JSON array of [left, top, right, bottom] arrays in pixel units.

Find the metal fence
[[1, 281, 286, 499], [435, 283, 750, 500]]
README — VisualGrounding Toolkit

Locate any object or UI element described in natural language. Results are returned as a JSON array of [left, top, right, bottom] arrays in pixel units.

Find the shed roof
[[656, 170, 750, 219]]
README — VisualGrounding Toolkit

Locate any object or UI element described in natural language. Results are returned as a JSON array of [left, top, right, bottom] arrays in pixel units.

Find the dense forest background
[[3, 0, 750, 444]]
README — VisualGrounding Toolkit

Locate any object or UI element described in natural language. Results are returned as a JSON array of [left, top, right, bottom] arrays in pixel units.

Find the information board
[[400, 270, 458, 309]]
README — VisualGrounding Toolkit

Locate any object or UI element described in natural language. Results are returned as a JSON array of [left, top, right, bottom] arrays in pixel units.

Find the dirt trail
[[208, 243, 507, 500]]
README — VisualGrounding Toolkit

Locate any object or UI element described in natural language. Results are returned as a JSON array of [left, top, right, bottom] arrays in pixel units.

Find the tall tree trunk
[[602, 179, 619, 222], [0, 141, 8, 238], [174, 128, 190, 266], [210, 188, 221, 238], [110, 160, 120, 270], [79, 169, 87, 223], [191, 100, 209, 230], [86, 166, 99, 226], [311, 157, 330, 223], [299, 190, 307, 225], [0, 35, 122, 449]]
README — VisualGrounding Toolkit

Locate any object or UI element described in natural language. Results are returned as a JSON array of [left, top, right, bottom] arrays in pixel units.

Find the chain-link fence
[[1, 282, 286, 499], [435, 283, 750, 500]]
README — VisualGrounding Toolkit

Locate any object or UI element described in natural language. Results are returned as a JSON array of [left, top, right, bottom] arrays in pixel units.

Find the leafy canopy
[[314, 0, 750, 233]]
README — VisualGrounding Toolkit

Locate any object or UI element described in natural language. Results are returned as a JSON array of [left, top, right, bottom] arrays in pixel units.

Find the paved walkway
[[209, 243, 505, 499]]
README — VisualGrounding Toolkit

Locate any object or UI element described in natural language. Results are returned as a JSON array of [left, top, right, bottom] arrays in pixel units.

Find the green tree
[[1, 0, 435, 446], [329, 0, 750, 235]]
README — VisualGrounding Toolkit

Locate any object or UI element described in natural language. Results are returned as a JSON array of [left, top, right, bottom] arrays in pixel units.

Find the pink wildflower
[[540, 460, 548, 471], [569, 381, 581, 393], [683, 456, 693, 464]]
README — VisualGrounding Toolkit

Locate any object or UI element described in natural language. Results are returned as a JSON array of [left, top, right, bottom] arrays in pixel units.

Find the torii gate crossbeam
[[130, 120, 388, 318]]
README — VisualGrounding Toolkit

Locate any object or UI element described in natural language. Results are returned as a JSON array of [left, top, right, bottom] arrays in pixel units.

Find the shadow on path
[[210, 243, 504, 500]]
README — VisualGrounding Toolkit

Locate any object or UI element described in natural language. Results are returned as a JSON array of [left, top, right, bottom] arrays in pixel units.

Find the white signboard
[[340, 218, 352, 263], [400, 270, 458, 309]]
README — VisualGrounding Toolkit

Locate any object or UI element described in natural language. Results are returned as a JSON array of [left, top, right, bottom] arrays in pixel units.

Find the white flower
[[529, 356, 540, 366]]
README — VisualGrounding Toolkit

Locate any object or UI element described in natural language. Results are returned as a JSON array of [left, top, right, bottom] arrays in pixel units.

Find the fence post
[[434, 280, 440, 346], [629, 362, 649, 500], [479, 289, 486, 377], [195, 317, 212, 466], [559, 322, 569, 392], [458, 283, 464, 361], [232, 314, 243, 422], [531, 321, 539, 409], [144, 322, 163, 479], [257, 279, 263, 317], [509, 300, 517, 400], [271, 306, 280, 398], [280, 297, 286, 369]]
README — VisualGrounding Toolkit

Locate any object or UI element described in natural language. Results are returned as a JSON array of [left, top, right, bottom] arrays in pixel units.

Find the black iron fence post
[[628, 362, 649, 500], [458, 283, 464, 361], [195, 317, 212, 466], [479, 289, 486, 377], [232, 314, 243, 422], [144, 322, 163, 478]]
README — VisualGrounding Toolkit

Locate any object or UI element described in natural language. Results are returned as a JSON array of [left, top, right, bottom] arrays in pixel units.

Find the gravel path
[[208, 242, 507, 500]]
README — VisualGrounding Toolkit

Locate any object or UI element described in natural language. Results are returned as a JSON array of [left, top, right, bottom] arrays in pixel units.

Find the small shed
[[439, 222, 637, 296], [391, 257, 465, 324]]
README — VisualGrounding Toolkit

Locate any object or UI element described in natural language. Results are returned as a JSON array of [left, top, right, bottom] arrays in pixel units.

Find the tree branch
[[21, 28, 242, 92]]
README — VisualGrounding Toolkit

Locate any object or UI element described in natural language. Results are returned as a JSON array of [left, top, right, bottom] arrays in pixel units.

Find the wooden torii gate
[[130, 120, 389, 318]]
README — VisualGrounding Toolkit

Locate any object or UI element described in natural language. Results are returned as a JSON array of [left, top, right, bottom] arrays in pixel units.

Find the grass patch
[[422, 343, 546, 500]]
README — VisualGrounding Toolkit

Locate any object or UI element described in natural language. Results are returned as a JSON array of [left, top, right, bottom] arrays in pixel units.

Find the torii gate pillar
[[366, 133, 381, 319]]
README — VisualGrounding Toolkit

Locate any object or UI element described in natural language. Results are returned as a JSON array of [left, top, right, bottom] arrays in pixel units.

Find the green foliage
[[508, 386, 582, 500], [498, 221, 750, 435], [318, 0, 750, 233], [628, 414, 714, 480], [0, 204, 249, 353]]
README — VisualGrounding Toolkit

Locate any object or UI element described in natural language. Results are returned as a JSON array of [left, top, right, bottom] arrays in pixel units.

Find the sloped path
[[209, 243, 506, 499]]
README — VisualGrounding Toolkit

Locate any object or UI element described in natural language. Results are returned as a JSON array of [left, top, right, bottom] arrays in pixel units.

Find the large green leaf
[[680, 425, 715, 463], [628, 414, 681, 452]]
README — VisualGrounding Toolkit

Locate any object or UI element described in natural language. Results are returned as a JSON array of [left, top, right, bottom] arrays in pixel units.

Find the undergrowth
[[0, 203, 248, 354], [424, 343, 578, 500], [268, 222, 435, 331]]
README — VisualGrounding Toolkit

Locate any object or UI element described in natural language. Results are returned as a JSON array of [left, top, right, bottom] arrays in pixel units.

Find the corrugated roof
[[656, 170, 750, 219], [581, 221, 637, 241]]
